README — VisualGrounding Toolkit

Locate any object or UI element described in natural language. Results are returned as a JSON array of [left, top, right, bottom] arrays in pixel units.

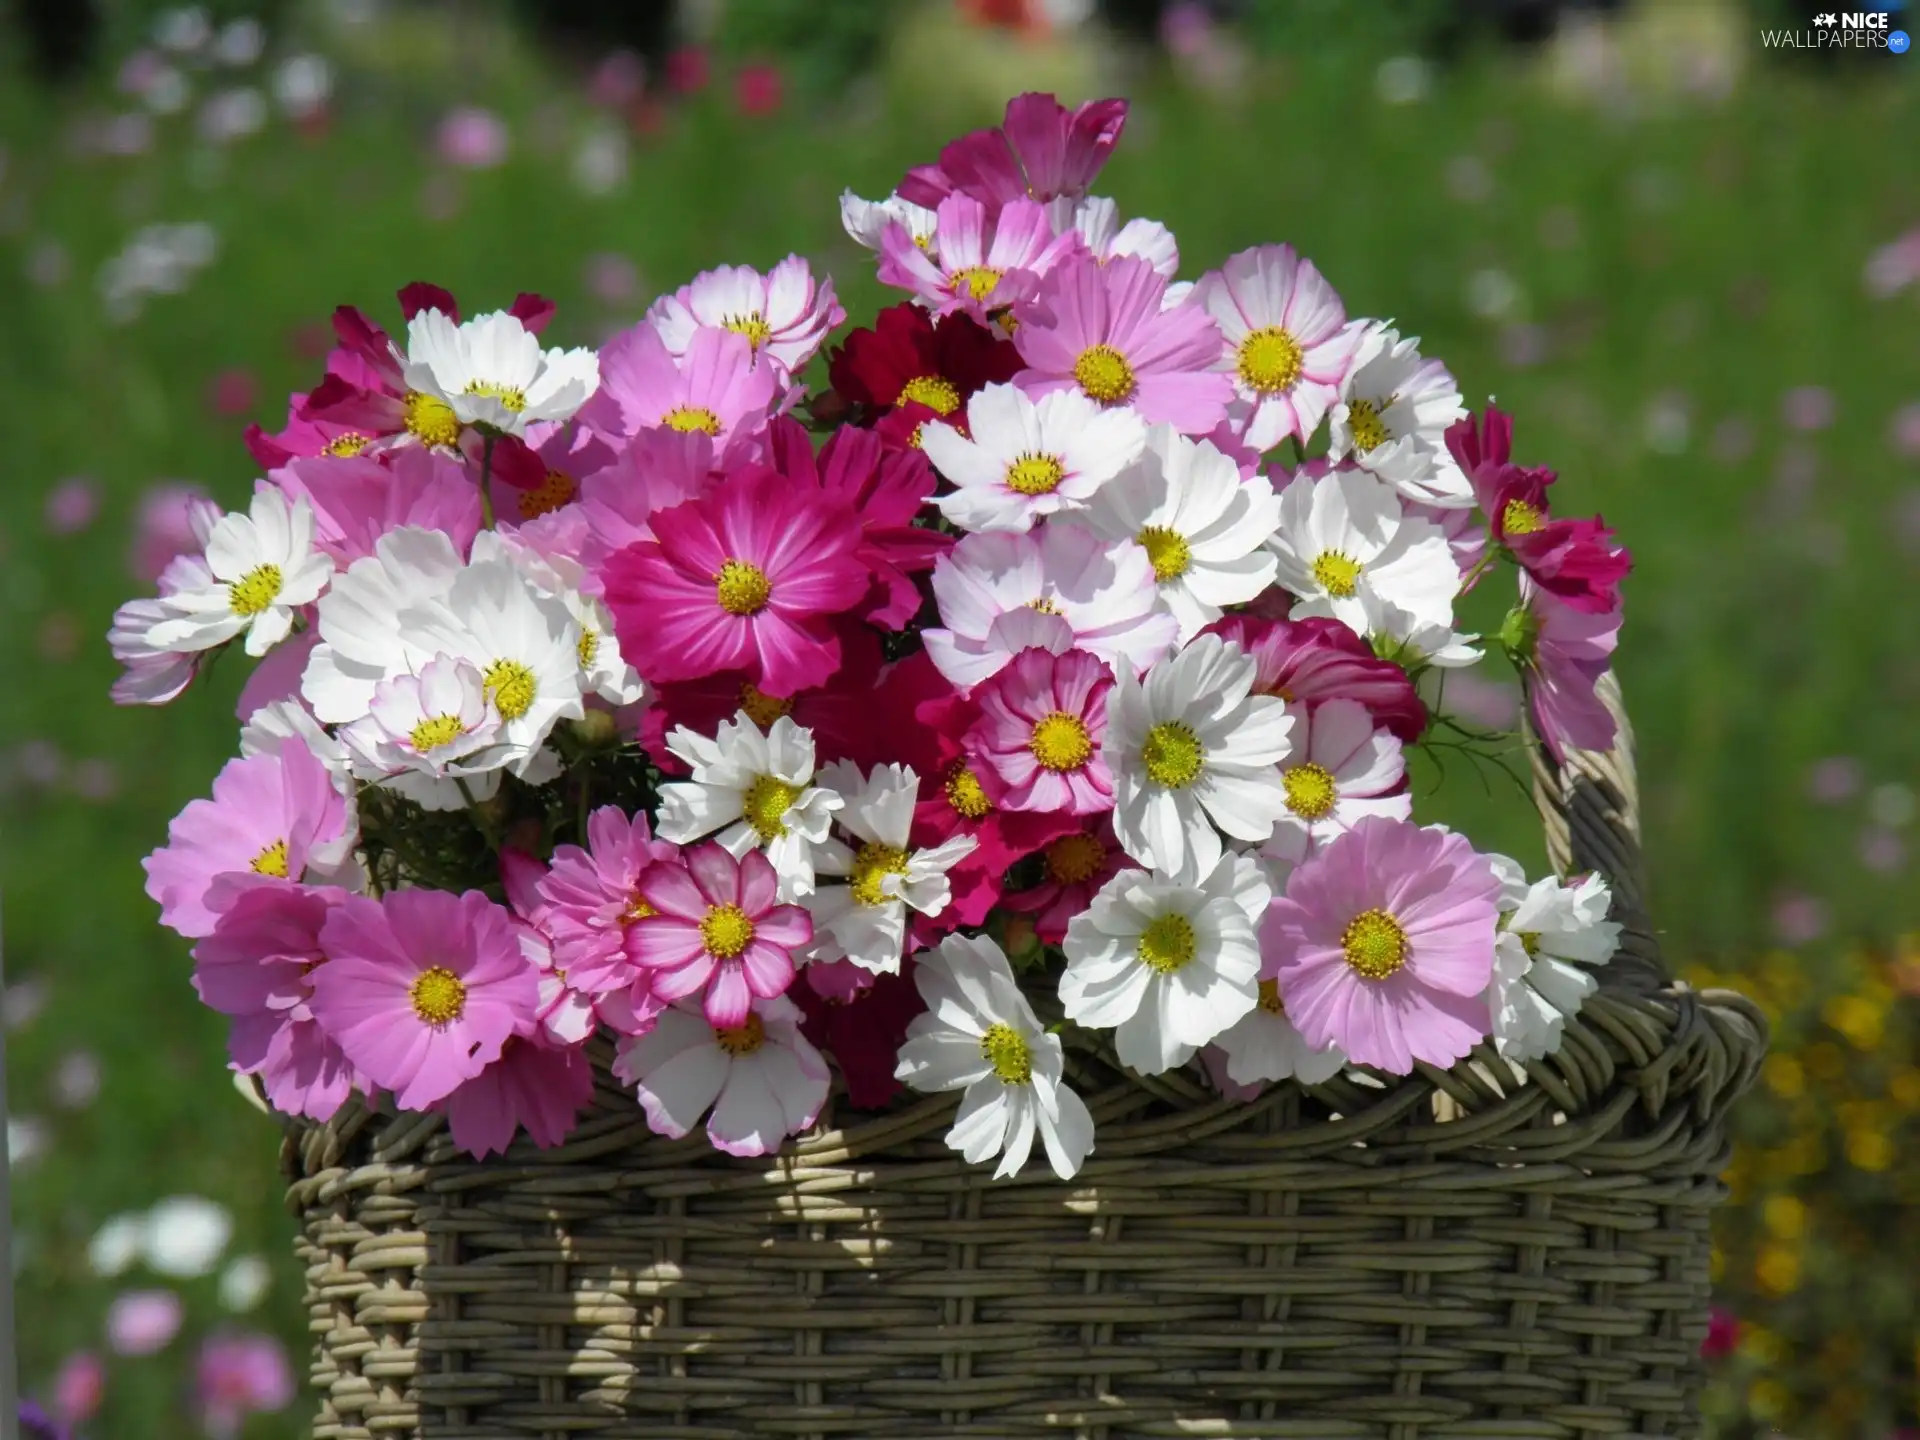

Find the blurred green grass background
[[2, 0, 1917, 1435]]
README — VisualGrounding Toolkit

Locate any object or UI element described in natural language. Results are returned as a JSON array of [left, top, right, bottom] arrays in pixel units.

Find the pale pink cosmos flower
[[1865, 226, 1920, 299], [1260, 699, 1410, 867], [143, 743, 354, 938], [195, 1331, 295, 1439], [535, 805, 681, 1029], [614, 993, 830, 1157], [1013, 254, 1234, 435], [437, 1036, 597, 1159], [44, 477, 100, 535], [646, 255, 844, 376], [51, 1350, 105, 1426], [1262, 815, 1500, 1073], [879, 193, 1082, 323], [575, 324, 778, 467], [310, 888, 541, 1110], [967, 646, 1114, 815], [106, 1289, 184, 1356], [437, 106, 508, 168], [270, 448, 480, 565]]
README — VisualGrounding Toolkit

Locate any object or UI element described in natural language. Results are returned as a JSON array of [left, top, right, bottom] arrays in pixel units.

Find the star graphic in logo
[[1813, 11, 1837, 23]]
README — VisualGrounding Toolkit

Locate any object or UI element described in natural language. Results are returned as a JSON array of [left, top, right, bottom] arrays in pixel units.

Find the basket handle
[[1524, 669, 1669, 991]]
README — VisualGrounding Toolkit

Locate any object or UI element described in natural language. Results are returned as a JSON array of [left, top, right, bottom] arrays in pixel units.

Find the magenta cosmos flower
[[879, 193, 1081, 321], [1192, 243, 1366, 452], [144, 743, 353, 939], [628, 842, 811, 1028], [1013, 255, 1233, 435], [966, 646, 1114, 815], [1507, 574, 1621, 764], [1002, 817, 1126, 943], [1262, 815, 1500, 1073], [310, 888, 540, 1110], [900, 92, 1128, 216], [192, 880, 362, 1122], [535, 804, 680, 1007], [437, 1036, 597, 1159], [646, 255, 845, 376], [574, 323, 779, 467], [1203, 614, 1428, 744], [196, 1331, 294, 1440], [602, 466, 869, 697]]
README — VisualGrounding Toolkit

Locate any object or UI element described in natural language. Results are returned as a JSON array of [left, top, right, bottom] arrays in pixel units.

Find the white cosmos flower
[[1261, 698, 1410, 866], [804, 761, 978, 974], [145, 488, 334, 658], [1072, 196, 1180, 278], [302, 525, 468, 723], [1084, 425, 1280, 643], [143, 1194, 233, 1278], [1268, 464, 1458, 635], [840, 189, 939, 254], [1213, 979, 1349, 1086], [1483, 855, 1622, 1062], [614, 995, 830, 1157], [924, 520, 1178, 694], [1363, 592, 1483, 670], [403, 307, 600, 436], [1103, 632, 1294, 884], [1059, 853, 1268, 1075], [1326, 323, 1471, 507], [926, 383, 1147, 533], [658, 713, 843, 900], [491, 528, 646, 707], [895, 933, 1096, 1180], [217, 1253, 273, 1313]]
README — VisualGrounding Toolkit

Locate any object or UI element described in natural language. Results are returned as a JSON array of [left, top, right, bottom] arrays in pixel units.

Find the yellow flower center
[[1044, 831, 1105, 886], [945, 763, 992, 820], [1257, 977, 1285, 1015], [1137, 526, 1191, 583], [700, 903, 756, 959], [739, 682, 792, 729], [1312, 551, 1363, 598], [1518, 930, 1541, 959], [1027, 595, 1061, 615], [1029, 712, 1093, 772], [980, 1022, 1032, 1084], [576, 628, 599, 669], [518, 468, 577, 520], [950, 266, 1003, 302], [484, 659, 538, 722], [723, 313, 773, 350], [228, 564, 283, 617], [1282, 762, 1338, 820], [1237, 326, 1304, 394], [715, 560, 772, 616], [1072, 343, 1136, 404], [742, 775, 796, 841], [404, 390, 461, 447], [897, 375, 961, 414], [664, 406, 723, 436], [464, 381, 527, 413], [1006, 453, 1066, 496], [324, 432, 371, 457], [1502, 499, 1545, 536], [715, 1012, 767, 1054], [1138, 911, 1197, 975], [1140, 721, 1203, 789], [907, 421, 929, 449], [409, 965, 466, 1025], [410, 713, 465, 752], [250, 839, 290, 878], [621, 891, 656, 924], [1341, 908, 1408, 980], [1346, 398, 1390, 453], [850, 842, 911, 908]]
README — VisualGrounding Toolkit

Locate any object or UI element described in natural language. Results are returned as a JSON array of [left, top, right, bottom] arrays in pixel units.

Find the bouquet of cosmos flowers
[[114, 93, 1633, 1180]]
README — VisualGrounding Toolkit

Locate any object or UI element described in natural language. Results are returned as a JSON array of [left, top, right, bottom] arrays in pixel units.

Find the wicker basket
[[282, 674, 1768, 1440]]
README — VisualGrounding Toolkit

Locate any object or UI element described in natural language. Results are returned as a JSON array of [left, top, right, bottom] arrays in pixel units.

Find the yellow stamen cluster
[[1341, 908, 1408, 980], [700, 903, 756, 959], [716, 560, 772, 616], [1073, 344, 1136, 404], [1140, 721, 1203, 789], [980, 1022, 1033, 1083], [409, 965, 467, 1025], [484, 659, 537, 722]]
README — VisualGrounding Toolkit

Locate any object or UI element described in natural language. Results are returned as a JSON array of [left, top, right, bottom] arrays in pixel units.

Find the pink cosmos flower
[[879, 194, 1082, 321], [44, 477, 100, 535], [196, 1331, 295, 1440], [626, 843, 811, 1028], [1002, 817, 1126, 943], [575, 324, 778, 466], [437, 1036, 597, 1159], [535, 804, 680, 1004], [50, 1351, 104, 1427], [967, 646, 1114, 814], [602, 467, 869, 697], [900, 92, 1128, 218], [310, 888, 540, 1110], [1262, 815, 1500, 1073], [573, 427, 716, 588], [1510, 575, 1620, 764], [1013, 255, 1233, 434], [647, 256, 844, 376], [1192, 244, 1365, 451], [271, 448, 481, 565], [1200, 615, 1429, 744], [110, 552, 214, 706], [733, 60, 784, 116], [923, 521, 1178, 693], [130, 482, 218, 583], [436, 106, 508, 168], [106, 1289, 183, 1356], [143, 743, 353, 939], [192, 880, 362, 1122]]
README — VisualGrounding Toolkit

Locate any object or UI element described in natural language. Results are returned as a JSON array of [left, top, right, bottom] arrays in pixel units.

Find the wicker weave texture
[[284, 675, 1768, 1439]]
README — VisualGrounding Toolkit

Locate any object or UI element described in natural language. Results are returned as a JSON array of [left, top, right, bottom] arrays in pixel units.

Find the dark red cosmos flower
[[1203, 615, 1429, 745], [827, 303, 1021, 425], [792, 960, 926, 1110]]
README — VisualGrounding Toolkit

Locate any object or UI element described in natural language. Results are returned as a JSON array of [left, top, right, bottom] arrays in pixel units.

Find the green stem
[[455, 776, 501, 851], [1457, 539, 1503, 598], [478, 433, 497, 530]]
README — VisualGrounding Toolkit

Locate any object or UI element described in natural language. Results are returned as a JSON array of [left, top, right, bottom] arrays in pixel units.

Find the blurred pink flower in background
[[1160, 2, 1248, 92], [1806, 756, 1862, 804], [583, 252, 637, 305], [1769, 892, 1828, 948], [666, 46, 710, 95], [590, 50, 646, 109], [1864, 226, 1920, 298], [71, 758, 120, 804], [130, 482, 213, 583], [1499, 323, 1548, 369], [51, 1350, 105, 1426], [12, 740, 65, 790], [1860, 827, 1905, 875], [1780, 384, 1834, 432], [1700, 1305, 1740, 1360], [43, 477, 100, 535], [205, 367, 257, 418], [1890, 402, 1920, 459], [1438, 673, 1521, 730], [106, 1289, 184, 1356], [436, 106, 508, 169], [733, 62, 784, 118], [196, 1332, 295, 1439]]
